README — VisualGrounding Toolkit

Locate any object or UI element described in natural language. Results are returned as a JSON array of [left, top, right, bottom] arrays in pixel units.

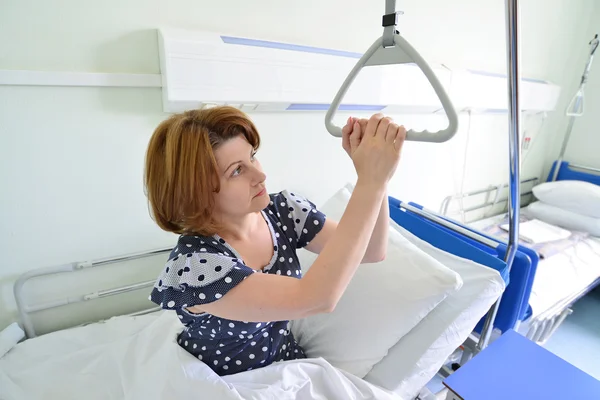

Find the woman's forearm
[[362, 192, 389, 263], [300, 179, 387, 311]]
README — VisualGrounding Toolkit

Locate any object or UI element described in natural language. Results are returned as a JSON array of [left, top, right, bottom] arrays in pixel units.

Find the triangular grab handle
[[325, 34, 459, 143]]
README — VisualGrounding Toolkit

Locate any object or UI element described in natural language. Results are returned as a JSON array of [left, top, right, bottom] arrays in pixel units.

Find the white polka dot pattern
[[276, 190, 326, 249], [148, 190, 322, 377]]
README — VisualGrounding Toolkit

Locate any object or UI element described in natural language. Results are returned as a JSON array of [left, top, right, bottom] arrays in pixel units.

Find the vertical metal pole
[[551, 98, 582, 181], [560, 101, 583, 159], [551, 35, 598, 181], [383, 0, 398, 48], [477, 0, 522, 352]]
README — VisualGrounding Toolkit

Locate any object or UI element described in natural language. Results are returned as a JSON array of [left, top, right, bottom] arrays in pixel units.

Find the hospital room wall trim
[[0, 70, 162, 88]]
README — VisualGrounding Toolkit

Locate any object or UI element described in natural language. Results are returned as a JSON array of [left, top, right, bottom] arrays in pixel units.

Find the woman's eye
[[232, 166, 242, 177], [251, 152, 257, 161]]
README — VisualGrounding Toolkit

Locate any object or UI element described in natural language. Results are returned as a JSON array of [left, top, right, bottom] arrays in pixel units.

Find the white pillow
[[524, 201, 600, 236], [532, 180, 600, 218], [290, 184, 462, 378], [364, 222, 505, 399]]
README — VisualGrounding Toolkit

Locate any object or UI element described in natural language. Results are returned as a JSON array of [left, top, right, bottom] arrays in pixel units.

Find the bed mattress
[[469, 214, 600, 320]]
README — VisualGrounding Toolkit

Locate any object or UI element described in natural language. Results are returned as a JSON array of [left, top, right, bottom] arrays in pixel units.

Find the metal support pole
[[551, 34, 598, 181], [551, 106, 580, 181], [477, 0, 522, 352]]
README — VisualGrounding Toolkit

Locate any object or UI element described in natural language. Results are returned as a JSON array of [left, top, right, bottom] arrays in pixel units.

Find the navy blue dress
[[149, 190, 326, 376]]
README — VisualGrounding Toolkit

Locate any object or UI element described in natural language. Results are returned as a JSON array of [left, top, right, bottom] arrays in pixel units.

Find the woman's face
[[213, 135, 270, 219]]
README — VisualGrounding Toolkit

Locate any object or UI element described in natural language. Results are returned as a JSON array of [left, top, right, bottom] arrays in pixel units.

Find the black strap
[[382, 12, 398, 27]]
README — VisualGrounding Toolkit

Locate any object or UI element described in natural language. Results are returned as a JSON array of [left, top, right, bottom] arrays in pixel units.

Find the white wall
[[545, 16, 600, 170], [0, 0, 596, 331], [541, 5, 600, 176]]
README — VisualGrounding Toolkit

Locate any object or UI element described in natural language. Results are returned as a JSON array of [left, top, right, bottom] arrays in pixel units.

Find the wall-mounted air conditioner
[[158, 28, 560, 115]]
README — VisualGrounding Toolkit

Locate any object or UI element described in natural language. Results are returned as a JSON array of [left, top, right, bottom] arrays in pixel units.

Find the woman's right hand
[[345, 113, 406, 186]]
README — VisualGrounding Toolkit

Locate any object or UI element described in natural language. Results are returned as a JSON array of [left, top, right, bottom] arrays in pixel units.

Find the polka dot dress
[[150, 190, 326, 376]]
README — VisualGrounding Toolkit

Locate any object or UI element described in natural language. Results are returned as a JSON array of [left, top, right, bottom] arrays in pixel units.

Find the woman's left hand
[[341, 116, 368, 158]]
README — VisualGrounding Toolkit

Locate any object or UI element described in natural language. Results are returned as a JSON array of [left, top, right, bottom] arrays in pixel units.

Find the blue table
[[443, 330, 600, 399]]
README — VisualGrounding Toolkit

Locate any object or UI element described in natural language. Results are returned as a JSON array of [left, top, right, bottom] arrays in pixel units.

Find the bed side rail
[[439, 177, 538, 221], [14, 247, 171, 338]]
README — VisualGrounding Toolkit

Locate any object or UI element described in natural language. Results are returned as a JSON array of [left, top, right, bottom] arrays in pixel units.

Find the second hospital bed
[[431, 29, 600, 349], [436, 161, 600, 346]]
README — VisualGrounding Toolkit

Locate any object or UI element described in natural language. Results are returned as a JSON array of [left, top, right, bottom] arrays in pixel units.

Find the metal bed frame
[[14, 247, 171, 338], [439, 177, 538, 221], [525, 277, 600, 345]]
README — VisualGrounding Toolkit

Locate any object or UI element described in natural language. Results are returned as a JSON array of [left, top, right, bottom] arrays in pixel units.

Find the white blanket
[[0, 311, 403, 400]]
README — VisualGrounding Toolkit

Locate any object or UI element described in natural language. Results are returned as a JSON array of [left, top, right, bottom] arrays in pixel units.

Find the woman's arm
[[195, 178, 388, 322], [365, 192, 389, 261], [305, 117, 394, 263], [303, 192, 389, 263]]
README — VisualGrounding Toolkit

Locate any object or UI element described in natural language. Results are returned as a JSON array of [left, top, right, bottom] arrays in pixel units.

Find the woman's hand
[[344, 114, 406, 186], [342, 117, 365, 158], [342, 114, 406, 185]]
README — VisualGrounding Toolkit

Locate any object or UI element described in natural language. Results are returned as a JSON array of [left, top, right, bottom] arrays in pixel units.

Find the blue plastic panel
[[389, 197, 536, 333], [388, 199, 508, 281], [220, 35, 363, 58], [407, 202, 538, 321], [547, 160, 600, 185]]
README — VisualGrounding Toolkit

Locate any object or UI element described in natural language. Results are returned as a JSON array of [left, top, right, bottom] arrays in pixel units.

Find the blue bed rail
[[548, 161, 600, 186], [407, 201, 539, 322], [388, 196, 539, 333]]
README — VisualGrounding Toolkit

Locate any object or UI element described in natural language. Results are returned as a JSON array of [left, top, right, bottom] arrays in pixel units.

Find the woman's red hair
[[144, 106, 260, 236]]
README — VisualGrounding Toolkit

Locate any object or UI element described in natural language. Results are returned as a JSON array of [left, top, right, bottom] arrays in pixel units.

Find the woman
[[145, 106, 405, 375]]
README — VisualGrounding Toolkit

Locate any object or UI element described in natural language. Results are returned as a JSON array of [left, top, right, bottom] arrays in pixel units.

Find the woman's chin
[[252, 192, 270, 209]]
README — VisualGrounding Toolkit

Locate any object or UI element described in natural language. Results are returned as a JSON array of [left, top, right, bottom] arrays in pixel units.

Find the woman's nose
[[251, 165, 266, 184]]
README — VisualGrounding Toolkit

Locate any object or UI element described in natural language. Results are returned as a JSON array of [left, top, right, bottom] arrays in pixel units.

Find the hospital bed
[[1, 184, 514, 400], [436, 161, 600, 346], [1, 207, 508, 400]]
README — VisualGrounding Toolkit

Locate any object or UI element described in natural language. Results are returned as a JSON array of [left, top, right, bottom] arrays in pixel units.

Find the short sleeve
[[149, 249, 255, 310], [276, 190, 326, 249]]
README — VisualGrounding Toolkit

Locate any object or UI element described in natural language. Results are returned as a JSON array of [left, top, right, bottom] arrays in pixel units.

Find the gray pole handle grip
[[325, 35, 459, 143]]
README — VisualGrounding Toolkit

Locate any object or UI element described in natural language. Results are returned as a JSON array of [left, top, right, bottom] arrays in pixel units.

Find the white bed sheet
[[469, 214, 600, 320], [527, 236, 600, 319], [0, 311, 405, 400]]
